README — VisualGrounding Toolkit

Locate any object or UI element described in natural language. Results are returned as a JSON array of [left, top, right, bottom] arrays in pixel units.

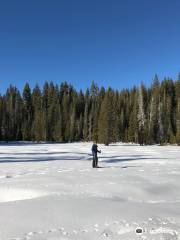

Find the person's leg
[[95, 153, 98, 167], [92, 152, 95, 168]]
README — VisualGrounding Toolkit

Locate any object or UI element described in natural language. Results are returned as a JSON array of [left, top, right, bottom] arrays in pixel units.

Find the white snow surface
[[0, 142, 179, 240]]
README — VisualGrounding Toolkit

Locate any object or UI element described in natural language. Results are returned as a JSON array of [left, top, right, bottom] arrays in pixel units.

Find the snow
[[0, 188, 48, 203], [0, 142, 179, 240]]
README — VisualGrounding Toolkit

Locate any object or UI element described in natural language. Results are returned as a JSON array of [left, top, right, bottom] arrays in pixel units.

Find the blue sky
[[0, 0, 180, 93]]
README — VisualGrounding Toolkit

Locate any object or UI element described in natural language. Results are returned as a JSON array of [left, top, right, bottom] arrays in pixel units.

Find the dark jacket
[[91, 144, 100, 153]]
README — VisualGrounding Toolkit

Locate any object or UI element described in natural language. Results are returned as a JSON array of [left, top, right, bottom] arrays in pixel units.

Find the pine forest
[[0, 75, 180, 145]]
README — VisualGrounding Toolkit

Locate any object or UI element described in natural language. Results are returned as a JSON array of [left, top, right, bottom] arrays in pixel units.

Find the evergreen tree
[[161, 79, 175, 143], [175, 75, 180, 144], [52, 85, 62, 141], [148, 76, 160, 144], [32, 85, 44, 141], [128, 87, 138, 143], [157, 98, 164, 144], [83, 89, 90, 141], [42, 81, 49, 141], [1, 86, 23, 141], [60, 82, 75, 141], [137, 83, 146, 145], [22, 84, 32, 140], [98, 88, 116, 145], [90, 81, 99, 142], [0, 95, 3, 140]]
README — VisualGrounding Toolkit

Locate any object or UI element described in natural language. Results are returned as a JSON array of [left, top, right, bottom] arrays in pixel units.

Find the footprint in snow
[[104, 222, 110, 226], [72, 230, 78, 234], [12, 218, 180, 240], [6, 175, 13, 178], [94, 228, 99, 232], [113, 220, 119, 225], [47, 228, 57, 233]]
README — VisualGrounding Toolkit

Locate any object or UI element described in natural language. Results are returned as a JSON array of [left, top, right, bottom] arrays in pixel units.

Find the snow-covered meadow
[[0, 142, 179, 240]]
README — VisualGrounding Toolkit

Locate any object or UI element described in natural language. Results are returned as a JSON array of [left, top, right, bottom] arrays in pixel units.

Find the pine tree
[[161, 79, 175, 143], [83, 89, 90, 141], [137, 83, 146, 145], [175, 75, 180, 144], [60, 82, 75, 141], [0, 95, 3, 140], [69, 93, 78, 142], [75, 90, 85, 140], [128, 87, 138, 143], [1, 95, 7, 141], [22, 83, 33, 140], [148, 76, 160, 144], [32, 85, 44, 142], [112, 90, 120, 142], [42, 81, 49, 141], [157, 98, 164, 144], [90, 81, 99, 142], [98, 88, 116, 145], [52, 85, 62, 141]]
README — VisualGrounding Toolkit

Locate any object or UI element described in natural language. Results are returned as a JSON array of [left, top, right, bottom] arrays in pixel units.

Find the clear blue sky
[[0, 0, 180, 93]]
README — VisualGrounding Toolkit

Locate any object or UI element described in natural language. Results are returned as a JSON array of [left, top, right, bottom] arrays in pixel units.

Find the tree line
[[0, 74, 179, 145]]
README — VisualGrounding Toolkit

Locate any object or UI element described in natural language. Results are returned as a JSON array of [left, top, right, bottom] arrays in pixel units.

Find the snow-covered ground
[[0, 142, 179, 240]]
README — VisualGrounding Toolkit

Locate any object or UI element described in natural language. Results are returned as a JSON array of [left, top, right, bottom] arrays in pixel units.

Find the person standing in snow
[[91, 142, 101, 168]]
